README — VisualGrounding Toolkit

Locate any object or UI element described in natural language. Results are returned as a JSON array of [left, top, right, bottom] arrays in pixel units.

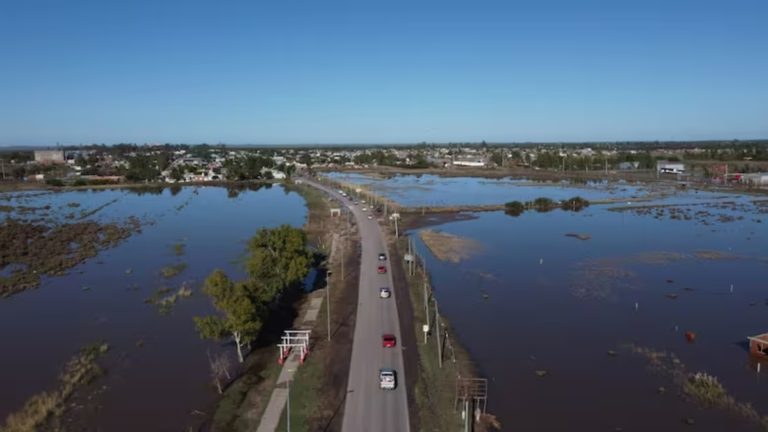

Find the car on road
[[382, 334, 396, 348], [378, 253, 387, 261], [367, 215, 373, 220], [377, 265, 387, 274], [361, 200, 366, 204], [379, 287, 391, 298], [379, 369, 397, 390], [353, 201, 358, 205]]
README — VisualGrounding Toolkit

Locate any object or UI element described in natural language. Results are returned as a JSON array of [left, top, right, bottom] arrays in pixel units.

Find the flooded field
[[408, 193, 768, 430], [325, 172, 675, 206], [0, 185, 307, 431]]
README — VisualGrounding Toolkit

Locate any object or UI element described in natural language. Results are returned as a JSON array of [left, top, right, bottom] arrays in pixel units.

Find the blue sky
[[1, 0, 766, 145]]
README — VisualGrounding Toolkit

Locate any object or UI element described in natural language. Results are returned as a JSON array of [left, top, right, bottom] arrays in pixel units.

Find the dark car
[[377, 265, 387, 274]]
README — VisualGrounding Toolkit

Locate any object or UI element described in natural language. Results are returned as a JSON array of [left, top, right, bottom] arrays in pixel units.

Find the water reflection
[[0, 185, 307, 431]]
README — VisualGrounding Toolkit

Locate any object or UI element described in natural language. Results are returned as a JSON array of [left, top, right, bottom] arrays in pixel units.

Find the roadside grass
[[1, 343, 109, 432], [210, 347, 282, 432], [211, 180, 350, 432], [275, 347, 325, 431], [396, 236, 477, 432]]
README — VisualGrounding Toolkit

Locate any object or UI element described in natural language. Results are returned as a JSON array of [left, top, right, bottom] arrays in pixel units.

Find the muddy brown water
[[0, 185, 307, 431]]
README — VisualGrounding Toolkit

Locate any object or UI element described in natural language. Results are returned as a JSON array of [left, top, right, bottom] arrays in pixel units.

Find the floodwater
[[328, 171, 768, 430], [325, 172, 666, 206], [0, 185, 307, 431], [408, 192, 768, 430]]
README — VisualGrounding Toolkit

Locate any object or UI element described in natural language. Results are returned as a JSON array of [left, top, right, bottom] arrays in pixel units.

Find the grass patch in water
[[160, 263, 187, 279], [627, 344, 768, 430], [0, 342, 109, 432], [418, 229, 482, 263]]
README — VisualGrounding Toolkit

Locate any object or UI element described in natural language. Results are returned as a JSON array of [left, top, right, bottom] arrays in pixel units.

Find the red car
[[382, 334, 396, 348], [377, 265, 387, 274]]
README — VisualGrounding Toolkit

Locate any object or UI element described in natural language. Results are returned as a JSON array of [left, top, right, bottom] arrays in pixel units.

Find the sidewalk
[[255, 234, 338, 432]]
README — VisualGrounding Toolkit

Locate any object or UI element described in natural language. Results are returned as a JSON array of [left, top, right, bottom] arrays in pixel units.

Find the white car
[[379, 287, 391, 298], [379, 369, 396, 390], [362, 207, 368, 212], [367, 215, 373, 220]]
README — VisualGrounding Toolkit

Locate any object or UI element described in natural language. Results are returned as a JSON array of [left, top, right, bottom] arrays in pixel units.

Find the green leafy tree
[[246, 225, 312, 302], [194, 270, 263, 363], [504, 201, 525, 216]]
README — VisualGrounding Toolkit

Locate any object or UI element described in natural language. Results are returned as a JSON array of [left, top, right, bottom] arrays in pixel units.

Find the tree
[[194, 270, 263, 363], [246, 225, 312, 302], [207, 350, 232, 394], [504, 201, 525, 216]]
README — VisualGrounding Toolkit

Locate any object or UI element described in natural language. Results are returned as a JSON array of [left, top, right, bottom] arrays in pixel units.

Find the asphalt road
[[304, 179, 411, 432]]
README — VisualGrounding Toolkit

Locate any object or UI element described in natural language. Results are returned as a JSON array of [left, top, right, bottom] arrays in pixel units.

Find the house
[[739, 173, 768, 187], [748, 333, 768, 357], [618, 162, 640, 170], [657, 161, 685, 174], [452, 158, 486, 168], [34, 150, 65, 164]]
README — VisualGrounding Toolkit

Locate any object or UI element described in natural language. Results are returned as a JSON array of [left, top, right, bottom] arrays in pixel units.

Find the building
[[748, 333, 768, 357], [452, 158, 486, 168], [739, 173, 768, 187], [656, 160, 685, 174], [34, 150, 65, 164], [618, 161, 640, 170]]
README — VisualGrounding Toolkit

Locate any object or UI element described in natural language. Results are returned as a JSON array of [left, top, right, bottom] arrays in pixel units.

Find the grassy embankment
[[392, 235, 490, 432], [276, 182, 359, 431], [209, 180, 358, 431], [0, 343, 109, 432]]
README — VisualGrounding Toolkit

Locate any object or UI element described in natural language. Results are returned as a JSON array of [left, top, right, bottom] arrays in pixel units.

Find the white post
[[394, 216, 399, 238], [326, 275, 331, 342]]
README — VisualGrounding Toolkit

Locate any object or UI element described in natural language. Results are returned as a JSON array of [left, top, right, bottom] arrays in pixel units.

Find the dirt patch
[[418, 229, 482, 263], [400, 212, 479, 231]]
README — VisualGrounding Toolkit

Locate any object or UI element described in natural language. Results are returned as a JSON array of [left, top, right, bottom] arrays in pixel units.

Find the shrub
[[531, 197, 555, 212], [504, 201, 525, 217], [45, 178, 64, 187], [561, 196, 590, 211]]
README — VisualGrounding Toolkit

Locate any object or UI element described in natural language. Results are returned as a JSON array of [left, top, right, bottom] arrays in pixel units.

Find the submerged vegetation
[[627, 345, 768, 430], [145, 284, 194, 315], [160, 263, 188, 279], [0, 343, 109, 432], [418, 229, 482, 263], [0, 218, 140, 296], [504, 196, 590, 217]]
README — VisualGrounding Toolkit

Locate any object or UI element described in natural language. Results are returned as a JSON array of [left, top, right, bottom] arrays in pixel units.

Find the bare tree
[[207, 350, 232, 394]]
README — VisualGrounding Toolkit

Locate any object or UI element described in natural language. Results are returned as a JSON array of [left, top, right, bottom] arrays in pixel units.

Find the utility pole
[[423, 280, 429, 340], [326, 274, 331, 342], [286, 375, 293, 432], [340, 237, 344, 281], [435, 300, 442, 368], [394, 215, 399, 238]]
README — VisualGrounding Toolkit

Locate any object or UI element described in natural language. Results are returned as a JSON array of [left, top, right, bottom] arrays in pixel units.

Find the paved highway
[[304, 179, 411, 432]]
